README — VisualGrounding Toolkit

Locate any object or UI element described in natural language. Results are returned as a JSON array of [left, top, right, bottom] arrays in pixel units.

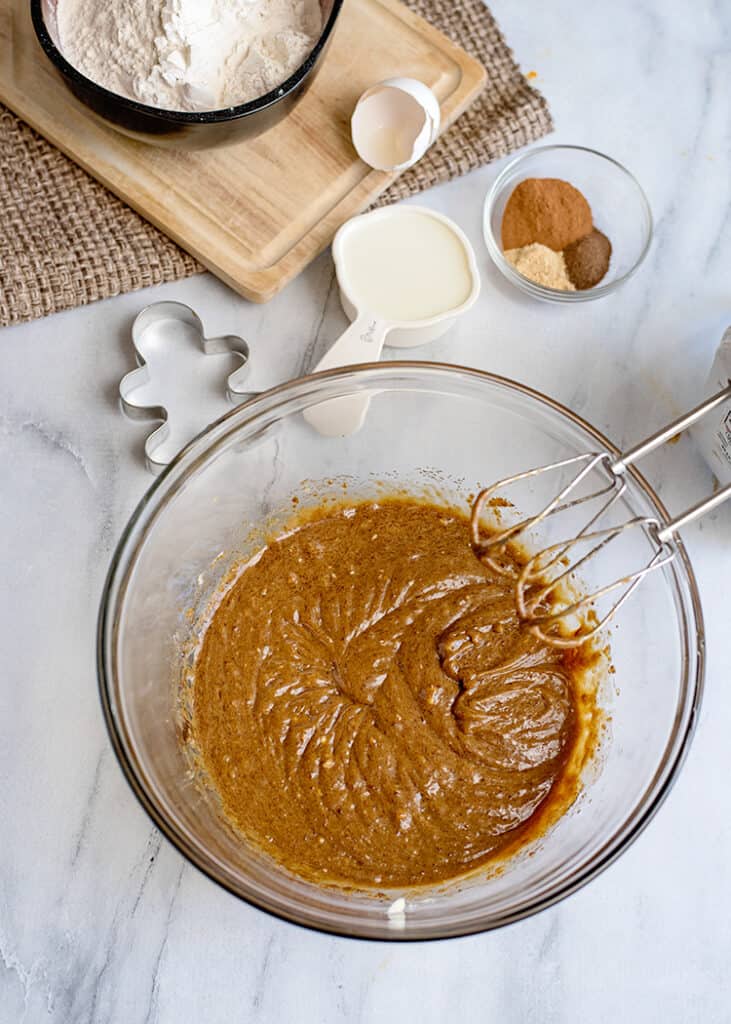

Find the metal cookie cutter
[[120, 302, 254, 474]]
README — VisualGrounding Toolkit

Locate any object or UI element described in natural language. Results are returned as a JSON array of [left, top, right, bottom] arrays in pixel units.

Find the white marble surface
[[2, 1, 731, 1020]]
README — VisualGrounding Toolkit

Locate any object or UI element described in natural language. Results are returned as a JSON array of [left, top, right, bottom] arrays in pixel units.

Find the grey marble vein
[[141, 865, 185, 1024], [130, 833, 165, 919], [70, 751, 108, 871], [297, 265, 340, 377], [251, 934, 276, 1016], [0, 413, 96, 488]]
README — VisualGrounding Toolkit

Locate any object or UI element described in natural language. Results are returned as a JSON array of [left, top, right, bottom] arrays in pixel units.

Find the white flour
[[56, 0, 323, 112]]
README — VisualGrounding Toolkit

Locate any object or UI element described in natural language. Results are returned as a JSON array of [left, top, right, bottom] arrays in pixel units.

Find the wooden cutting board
[[0, 0, 486, 302]]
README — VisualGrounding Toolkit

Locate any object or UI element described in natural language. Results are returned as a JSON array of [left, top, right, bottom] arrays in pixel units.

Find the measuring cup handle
[[304, 315, 388, 437], [311, 314, 388, 373]]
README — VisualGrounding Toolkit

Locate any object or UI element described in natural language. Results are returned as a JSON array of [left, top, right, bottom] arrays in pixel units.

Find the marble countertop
[[2, 0, 730, 1020]]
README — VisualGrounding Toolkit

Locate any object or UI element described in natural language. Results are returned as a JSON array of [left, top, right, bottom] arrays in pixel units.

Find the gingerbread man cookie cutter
[[119, 301, 255, 474]]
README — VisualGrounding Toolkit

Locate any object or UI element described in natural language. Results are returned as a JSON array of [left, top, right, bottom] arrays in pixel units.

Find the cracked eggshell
[[351, 78, 441, 172]]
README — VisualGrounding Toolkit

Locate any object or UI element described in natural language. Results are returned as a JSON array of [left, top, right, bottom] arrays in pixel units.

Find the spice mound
[[505, 244, 575, 292], [563, 228, 612, 290], [502, 177, 612, 291], [190, 499, 599, 890], [502, 178, 592, 252]]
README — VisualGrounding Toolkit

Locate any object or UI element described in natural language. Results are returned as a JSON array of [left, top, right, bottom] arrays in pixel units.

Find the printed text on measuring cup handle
[[360, 320, 379, 343]]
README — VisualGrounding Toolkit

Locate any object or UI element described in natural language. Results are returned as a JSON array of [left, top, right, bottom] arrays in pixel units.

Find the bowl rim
[[97, 361, 704, 941], [30, 0, 344, 123], [483, 144, 654, 303]]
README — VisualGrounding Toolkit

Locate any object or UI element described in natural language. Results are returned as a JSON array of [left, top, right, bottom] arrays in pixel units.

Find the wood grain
[[0, 0, 486, 301]]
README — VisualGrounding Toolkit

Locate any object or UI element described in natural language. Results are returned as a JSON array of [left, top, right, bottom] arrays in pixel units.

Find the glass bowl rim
[[97, 361, 704, 940], [483, 144, 654, 303]]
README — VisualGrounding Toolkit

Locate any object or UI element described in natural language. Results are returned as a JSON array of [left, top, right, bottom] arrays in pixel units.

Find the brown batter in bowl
[[192, 498, 600, 890]]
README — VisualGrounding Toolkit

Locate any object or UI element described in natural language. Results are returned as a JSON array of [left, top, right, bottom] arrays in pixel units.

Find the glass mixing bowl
[[98, 364, 703, 940]]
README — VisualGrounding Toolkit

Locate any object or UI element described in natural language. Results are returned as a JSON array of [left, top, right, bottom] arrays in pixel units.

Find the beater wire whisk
[[471, 383, 731, 648]]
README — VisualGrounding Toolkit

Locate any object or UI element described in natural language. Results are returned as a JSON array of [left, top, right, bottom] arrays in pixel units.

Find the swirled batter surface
[[193, 500, 592, 889]]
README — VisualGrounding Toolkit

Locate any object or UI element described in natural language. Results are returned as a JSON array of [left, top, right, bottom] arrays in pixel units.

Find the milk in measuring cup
[[341, 209, 474, 322]]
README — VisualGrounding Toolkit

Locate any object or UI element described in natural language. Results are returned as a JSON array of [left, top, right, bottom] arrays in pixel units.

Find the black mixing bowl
[[31, 0, 344, 149]]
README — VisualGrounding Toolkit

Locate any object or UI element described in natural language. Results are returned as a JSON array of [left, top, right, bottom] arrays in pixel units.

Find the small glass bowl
[[483, 145, 653, 303]]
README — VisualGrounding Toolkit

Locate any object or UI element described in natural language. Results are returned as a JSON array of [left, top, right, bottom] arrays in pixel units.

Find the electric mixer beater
[[471, 383, 731, 648]]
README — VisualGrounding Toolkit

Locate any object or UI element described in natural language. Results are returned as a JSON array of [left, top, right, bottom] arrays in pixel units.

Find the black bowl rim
[[30, 0, 344, 124], [97, 361, 705, 942]]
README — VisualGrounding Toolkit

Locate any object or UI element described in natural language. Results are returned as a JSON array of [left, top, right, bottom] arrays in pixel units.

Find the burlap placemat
[[0, 0, 551, 327]]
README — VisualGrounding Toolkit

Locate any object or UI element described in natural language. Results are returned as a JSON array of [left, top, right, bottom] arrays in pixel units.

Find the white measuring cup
[[304, 206, 481, 436]]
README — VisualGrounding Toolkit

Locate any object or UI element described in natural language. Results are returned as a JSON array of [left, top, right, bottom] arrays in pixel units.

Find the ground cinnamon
[[501, 177, 592, 252]]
